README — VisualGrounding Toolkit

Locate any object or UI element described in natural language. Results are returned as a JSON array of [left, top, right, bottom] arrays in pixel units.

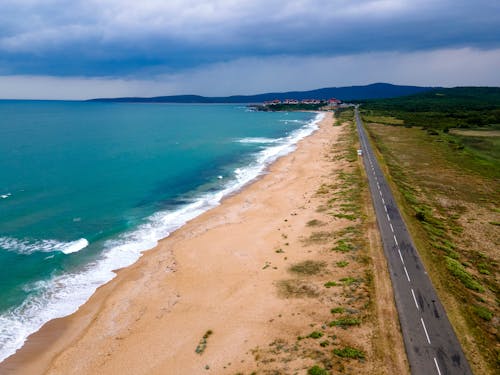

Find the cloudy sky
[[1, 0, 499, 99]]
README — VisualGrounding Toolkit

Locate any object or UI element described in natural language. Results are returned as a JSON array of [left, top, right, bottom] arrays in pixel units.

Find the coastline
[[1, 111, 405, 374]]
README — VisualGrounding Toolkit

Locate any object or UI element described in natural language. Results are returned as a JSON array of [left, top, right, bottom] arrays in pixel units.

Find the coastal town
[[263, 97, 342, 106]]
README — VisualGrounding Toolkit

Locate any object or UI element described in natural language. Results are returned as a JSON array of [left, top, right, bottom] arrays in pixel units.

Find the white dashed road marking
[[398, 249, 405, 265], [411, 289, 419, 310], [404, 266, 411, 282], [434, 357, 442, 375], [421, 318, 431, 344]]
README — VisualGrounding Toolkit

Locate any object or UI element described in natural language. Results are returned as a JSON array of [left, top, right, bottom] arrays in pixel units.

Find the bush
[[329, 317, 361, 328], [307, 331, 324, 339], [333, 346, 365, 359], [308, 365, 329, 375]]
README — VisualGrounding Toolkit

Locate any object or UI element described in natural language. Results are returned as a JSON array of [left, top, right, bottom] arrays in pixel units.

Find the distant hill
[[87, 83, 436, 103]]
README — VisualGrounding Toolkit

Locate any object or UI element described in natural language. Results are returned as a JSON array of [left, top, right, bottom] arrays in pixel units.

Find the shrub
[[308, 365, 329, 375], [324, 281, 338, 288], [330, 307, 345, 314], [307, 331, 324, 339], [445, 256, 484, 292], [333, 346, 365, 359], [329, 318, 361, 328]]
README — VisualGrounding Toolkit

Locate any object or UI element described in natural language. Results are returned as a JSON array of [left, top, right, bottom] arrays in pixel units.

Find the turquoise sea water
[[0, 100, 321, 361]]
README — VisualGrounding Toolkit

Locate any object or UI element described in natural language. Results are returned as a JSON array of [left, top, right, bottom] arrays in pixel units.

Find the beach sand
[[1, 112, 408, 374]]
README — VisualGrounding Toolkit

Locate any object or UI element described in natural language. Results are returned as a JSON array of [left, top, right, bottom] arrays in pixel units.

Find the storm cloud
[[0, 0, 499, 98]]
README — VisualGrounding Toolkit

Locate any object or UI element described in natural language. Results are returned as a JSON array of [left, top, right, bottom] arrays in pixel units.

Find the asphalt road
[[355, 108, 473, 375]]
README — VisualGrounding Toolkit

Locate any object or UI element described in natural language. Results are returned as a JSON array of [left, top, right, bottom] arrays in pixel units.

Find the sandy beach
[[1, 112, 407, 374]]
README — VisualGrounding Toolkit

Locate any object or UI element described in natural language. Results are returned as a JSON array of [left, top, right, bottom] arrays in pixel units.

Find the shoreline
[[0, 111, 323, 365], [0, 111, 375, 374]]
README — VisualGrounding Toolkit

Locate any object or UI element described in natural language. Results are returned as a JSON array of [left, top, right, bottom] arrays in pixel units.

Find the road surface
[[355, 107, 473, 375]]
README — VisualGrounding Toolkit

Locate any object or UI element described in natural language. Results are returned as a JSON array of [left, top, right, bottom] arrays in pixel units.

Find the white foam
[[1, 193, 11, 199], [0, 112, 324, 363], [237, 137, 281, 144], [60, 238, 89, 254], [0, 237, 89, 255]]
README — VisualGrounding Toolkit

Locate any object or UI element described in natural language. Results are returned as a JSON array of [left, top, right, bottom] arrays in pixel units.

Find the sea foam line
[[0, 112, 324, 363], [0, 237, 89, 255]]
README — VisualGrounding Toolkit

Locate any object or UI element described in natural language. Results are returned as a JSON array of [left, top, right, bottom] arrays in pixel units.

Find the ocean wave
[[1, 193, 12, 199], [0, 111, 324, 363], [279, 119, 307, 124], [0, 237, 89, 255], [237, 137, 282, 144]]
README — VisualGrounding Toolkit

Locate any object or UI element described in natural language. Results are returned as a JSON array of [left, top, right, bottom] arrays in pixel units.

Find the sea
[[0, 100, 323, 361]]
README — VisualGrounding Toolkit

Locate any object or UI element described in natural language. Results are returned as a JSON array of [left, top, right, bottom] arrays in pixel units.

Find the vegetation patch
[[330, 307, 345, 314], [472, 305, 493, 321], [333, 346, 366, 359], [289, 260, 327, 276], [307, 219, 325, 227], [362, 115, 404, 125], [308, 365, 329, 375], [195, 330, 213, 355], [445, 256, 484, 292], [324, 281, 338, 288], [329, 317, 361, 328], [332, 239, 354, 253], [304, 231, 334, 244], [307, 331, 324, 339], [277, 279, 319, 298]]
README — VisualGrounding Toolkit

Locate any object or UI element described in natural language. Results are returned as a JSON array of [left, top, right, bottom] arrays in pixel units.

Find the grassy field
[[360, 89, 499, 373]]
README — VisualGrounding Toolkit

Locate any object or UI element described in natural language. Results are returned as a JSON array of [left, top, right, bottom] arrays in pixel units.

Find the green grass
[[472, 305, 493, 321], [445, 257, 484, 292], [339, 277, 361, 286], [307, 331, 324, 339], [362, 115, 404, 125], [324, 281, 338, 288], [333, 346, 366, 359], [336, 261, 349, 268], [330, 307, 345, 314], [329, 317, 361, 328], [332, 239, 353, 252]]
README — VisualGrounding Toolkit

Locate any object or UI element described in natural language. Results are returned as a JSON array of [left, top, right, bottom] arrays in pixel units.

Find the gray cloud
[[1, 48, 499, 100], [0, 0, 499, 76]]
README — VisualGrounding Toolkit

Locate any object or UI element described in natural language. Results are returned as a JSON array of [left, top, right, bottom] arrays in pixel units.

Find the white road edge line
[[421, 318, 431, 344], [433, 357, 442, 375], [404, 266, 411, 282], [411, 289, 419, 310]]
